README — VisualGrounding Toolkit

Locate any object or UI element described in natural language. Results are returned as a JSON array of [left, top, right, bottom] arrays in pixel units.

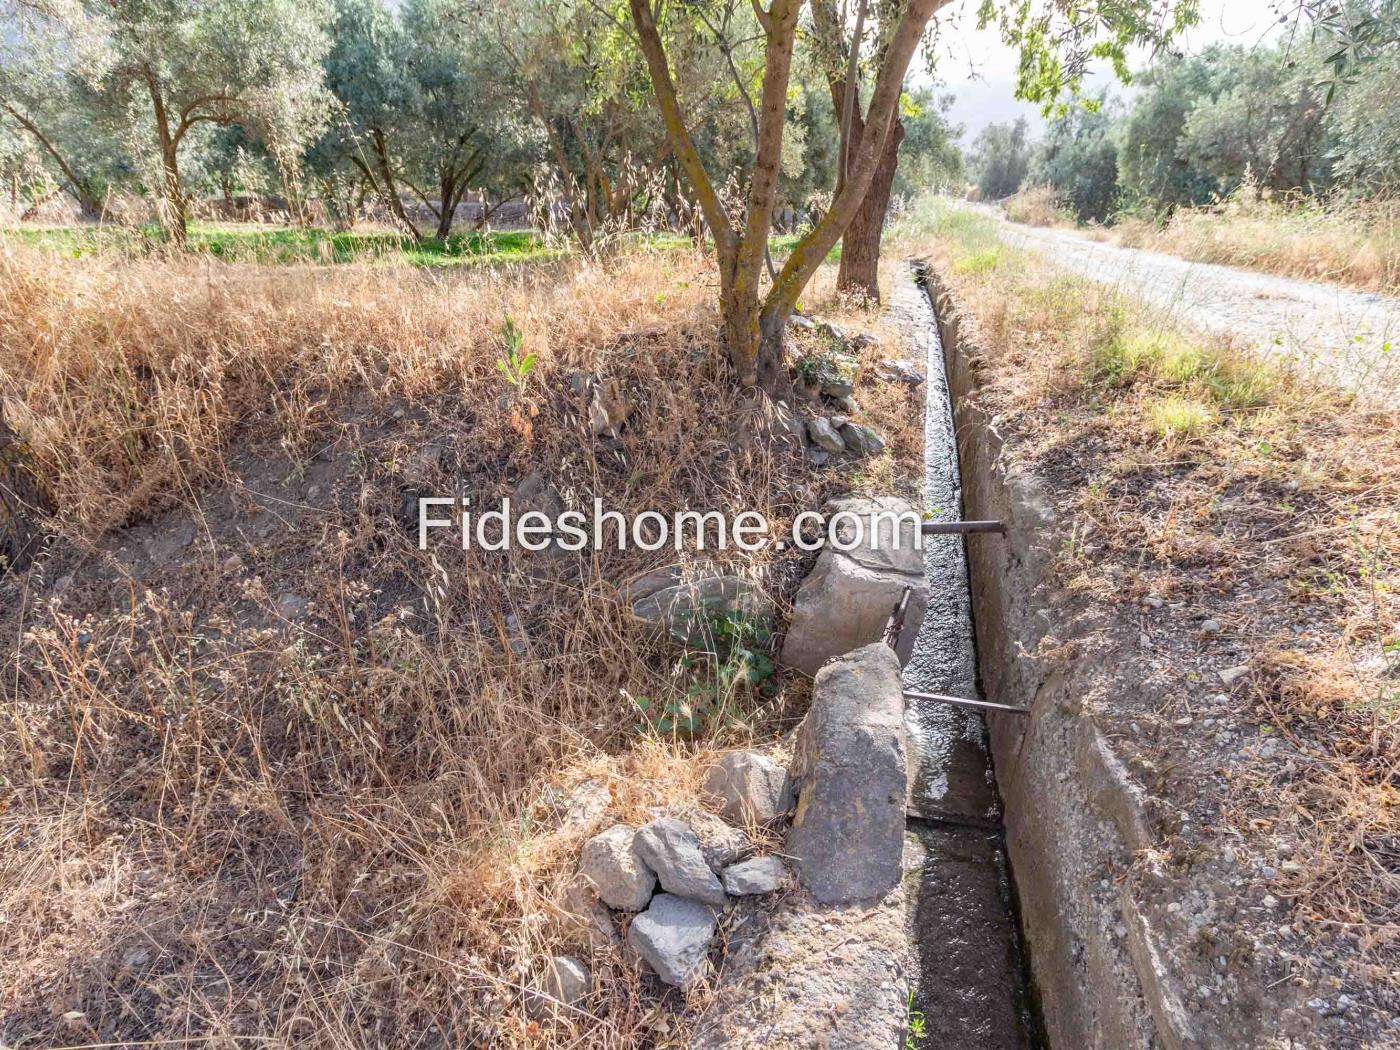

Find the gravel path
[[982, 209, 1400, 402]]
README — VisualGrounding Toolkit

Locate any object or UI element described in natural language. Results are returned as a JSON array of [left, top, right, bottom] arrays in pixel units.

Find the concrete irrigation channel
[[891, 266, 1039, 1048]]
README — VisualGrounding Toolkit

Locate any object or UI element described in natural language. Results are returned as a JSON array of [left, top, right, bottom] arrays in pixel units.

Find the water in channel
[[895, 268, 1037, 1049]]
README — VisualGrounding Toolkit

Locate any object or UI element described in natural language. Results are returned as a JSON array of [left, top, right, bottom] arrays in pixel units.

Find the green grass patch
[[1147, 395, 1218, 438], [4, 223, 568, 268]]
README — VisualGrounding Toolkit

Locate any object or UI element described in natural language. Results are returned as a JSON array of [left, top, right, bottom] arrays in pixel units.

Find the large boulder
[[779, 496, 928, 676], [633, 818, 727, 908], [627, 893, 717, 987], [578, 825, 656, 911], [703, 751, 794, 826], [785, 643, 907, 905]]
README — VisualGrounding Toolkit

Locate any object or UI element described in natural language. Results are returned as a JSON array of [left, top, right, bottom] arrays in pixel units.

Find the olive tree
[[43, 0, 334, 244], [629, 0, 1197, 388]]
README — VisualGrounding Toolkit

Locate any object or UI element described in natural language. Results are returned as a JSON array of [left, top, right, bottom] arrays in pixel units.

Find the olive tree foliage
[[487, 0, 733, 253], [0, 0, 120, 218], [61, 0, 333, 242], [630, 0, 950, 389], [1180, 45, 1330, 195], [1028, 96, 1119, 221], [969, 118, 1030, 199], [1, 0, 331, 239], [309, 0, 522, 239]]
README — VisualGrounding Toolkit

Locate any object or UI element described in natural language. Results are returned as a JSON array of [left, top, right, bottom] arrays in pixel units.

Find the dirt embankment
[[924, 268, 1400, 1049]]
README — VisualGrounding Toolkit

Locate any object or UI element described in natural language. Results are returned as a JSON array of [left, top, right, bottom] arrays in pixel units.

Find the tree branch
[[628, 0, 735, 255]]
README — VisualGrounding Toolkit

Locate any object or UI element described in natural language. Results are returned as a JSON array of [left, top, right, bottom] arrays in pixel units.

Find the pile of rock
[[781, 315, 891, 465], [550, 752, 793, 998]]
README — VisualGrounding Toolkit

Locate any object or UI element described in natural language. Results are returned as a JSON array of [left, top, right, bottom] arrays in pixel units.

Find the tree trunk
[[370, 130, 420, 240], [142, 70, 187, 245], [837, 116, 903, 302]]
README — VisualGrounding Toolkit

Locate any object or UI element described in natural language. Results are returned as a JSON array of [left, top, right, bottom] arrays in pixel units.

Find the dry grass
[[1114, 190, 1400, 296], [1002, 185, 1067, 228], [894, 199, 1400, 987], [0, 237, 921, 1047]]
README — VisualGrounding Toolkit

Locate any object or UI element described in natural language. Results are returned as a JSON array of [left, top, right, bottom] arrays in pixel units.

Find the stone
[[806, 448, 829, 467], [807, 417, 846, 453], [634, 818, 727, 907], [525, 955, 590, 1015], [875, 358, 925, 386], [627, 893, 717, 986], [542, 778, 611, 827], [786, 643, 907, 905], [820, 378, 856, 398], [838, 422, 885, 457], [276, 593, 309, 620], [815, 320, 848, 346], [780, 497, 928, 675], [851, 332, 882, 351], [722, 856, 787, 895], [588, 378, 631, 437], [1202, 619, 1222, 634], [788, 313, 817, 332], [1219, 664, 1251, 685], [703, 751, 794, 826], [578, 825, 656, 911], [512, 470, 565, 521], [624, 569, 769, 646], [559, 874, 619, 949], [767, 398, 808, 451]]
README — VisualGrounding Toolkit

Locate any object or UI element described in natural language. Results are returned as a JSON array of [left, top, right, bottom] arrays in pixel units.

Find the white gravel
[[978, 206, 1400, 403]]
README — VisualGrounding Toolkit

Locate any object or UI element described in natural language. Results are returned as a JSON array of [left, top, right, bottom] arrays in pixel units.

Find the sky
[[934, 0, 1289, 141]]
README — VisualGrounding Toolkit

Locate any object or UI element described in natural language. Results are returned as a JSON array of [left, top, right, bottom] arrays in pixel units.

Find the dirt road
[[982, 208, 1400, 401]]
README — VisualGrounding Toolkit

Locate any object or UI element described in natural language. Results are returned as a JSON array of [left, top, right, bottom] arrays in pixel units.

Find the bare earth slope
[[978, 206, 1400, 401]]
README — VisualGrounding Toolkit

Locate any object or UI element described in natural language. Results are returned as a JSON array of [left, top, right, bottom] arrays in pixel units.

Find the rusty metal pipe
[[902, 689, 1030, 716], [920, 520, 1006, 535]]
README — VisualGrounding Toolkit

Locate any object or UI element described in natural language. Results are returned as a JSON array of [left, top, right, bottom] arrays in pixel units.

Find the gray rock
[[542, 778, 611, 827], [875, 357, 925, 386], [815, 320, 848, 345], [838, 422, 885, 456], [806, 448, 829, 467], [627, 893, 717, 986], [578, 825, 656, 911], [634, 818, 727, 907], [788, 313, 817, 332], [588, 378, 631, 437], [820, 378, 856, 398], [512, 470, 565, 522], [786, 643, 907, 905], [625, 570, 769, 646], [559, 874, 619, 949], [807, 417, 846, 453], [780, 497, 928, 675], [722, 856, 787, 895], [1219, 664, 1250, 685], [525, 955, 590, 1014], [1202, 619, 1222, 634], [703, 751, 794, 826], [277, 593, 309, 620]]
